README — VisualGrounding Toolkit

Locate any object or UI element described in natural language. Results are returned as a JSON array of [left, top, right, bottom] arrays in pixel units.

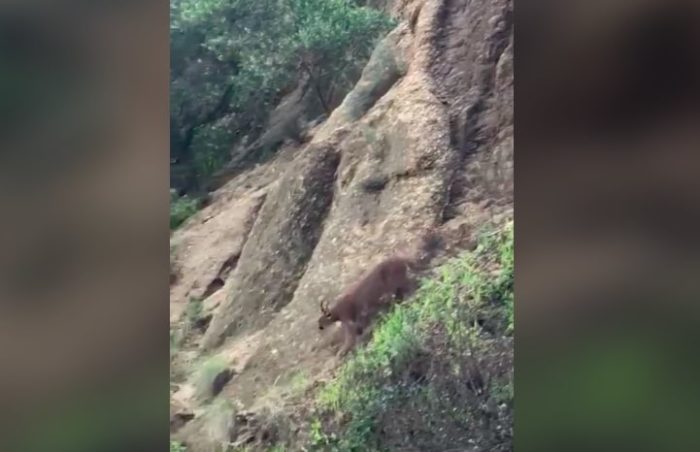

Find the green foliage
[[308, 417, 338, 449], [170, 0, 394, 191], [284, 370, 311, 399], [267, 445, 286, 452], [191, 120, 236, 179], [170, 194, 199, 230], [170, 440, 187, 452], [289, 0, 395, 105], [497, 221, 514, 331], [185, 296, 204, 326], [190, 355, 229, 401], [315, 220, 514, 450]]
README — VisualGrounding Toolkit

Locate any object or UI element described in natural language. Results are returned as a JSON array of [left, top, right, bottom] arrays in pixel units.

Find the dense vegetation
[[170, 191, 200, 230], [170, 0, 394, 203], [307, 221, 514, 451]]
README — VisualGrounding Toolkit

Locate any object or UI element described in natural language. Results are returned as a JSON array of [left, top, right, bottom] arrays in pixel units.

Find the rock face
[[201, 131, 344, 350], [170, 0, 513, 449]]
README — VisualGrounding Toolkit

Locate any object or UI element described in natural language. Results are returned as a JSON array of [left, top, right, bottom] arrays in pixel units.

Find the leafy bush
[[170, 194, 199, 230], [190, 356, 229, 402], [170, 440, 187, 452], [185, 296, 204, 326], [170, 0, 395, 191]]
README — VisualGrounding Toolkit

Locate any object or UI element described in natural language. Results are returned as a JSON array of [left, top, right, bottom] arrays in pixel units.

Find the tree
[[170, 0, 394, 194]]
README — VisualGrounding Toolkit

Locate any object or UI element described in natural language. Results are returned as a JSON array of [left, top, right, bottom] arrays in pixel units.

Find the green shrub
[[170, 194, 199, 230], [170, 0, 395, 188], [170, 440, 187, 452], [185, 296, 204, 326], [190, 356, 229, 401]]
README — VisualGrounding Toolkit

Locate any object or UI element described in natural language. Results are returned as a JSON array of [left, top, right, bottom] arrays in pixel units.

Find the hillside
[[170, 0, 513, 450]]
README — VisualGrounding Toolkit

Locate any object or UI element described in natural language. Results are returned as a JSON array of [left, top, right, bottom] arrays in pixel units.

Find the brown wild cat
[[318, 230, 442, 356], [318, 255, 414, 356]]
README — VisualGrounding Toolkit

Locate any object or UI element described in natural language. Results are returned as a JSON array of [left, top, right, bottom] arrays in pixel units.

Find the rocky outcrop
[[170, 0, 513, 448], [201, 131, 345, 350]]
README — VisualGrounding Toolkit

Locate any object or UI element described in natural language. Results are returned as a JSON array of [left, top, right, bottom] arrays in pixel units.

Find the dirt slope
[[170, 0, 513, 448]]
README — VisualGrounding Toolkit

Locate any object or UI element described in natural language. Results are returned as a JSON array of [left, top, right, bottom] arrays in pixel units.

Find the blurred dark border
[[3, 0, 700, 450], [0, 1, 169, 451], [516, 0, 700, 451]]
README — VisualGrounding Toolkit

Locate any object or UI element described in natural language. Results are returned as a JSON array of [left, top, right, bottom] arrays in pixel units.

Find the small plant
[[170, 440, 187, 452], [190, 355, 229, 401], [186, 297, 203, 326], [285, 370, 310, 398], [490, 380, 514, 405], [170, 194, 199, 230], [201, 398, 236, 450], [308, 417, 337, 449], [268, 445, 286, 452]]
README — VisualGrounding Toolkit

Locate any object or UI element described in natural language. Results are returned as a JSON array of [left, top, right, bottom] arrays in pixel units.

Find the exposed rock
[[211, 368, 234, 397], [202, 130, 345, 350], [170, 411, 195, 433]]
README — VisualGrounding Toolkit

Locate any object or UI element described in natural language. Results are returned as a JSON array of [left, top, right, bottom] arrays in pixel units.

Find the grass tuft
[[170, 440, 187, 452], [170, 194, 199, 230], [190, 356, 229, 402]]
